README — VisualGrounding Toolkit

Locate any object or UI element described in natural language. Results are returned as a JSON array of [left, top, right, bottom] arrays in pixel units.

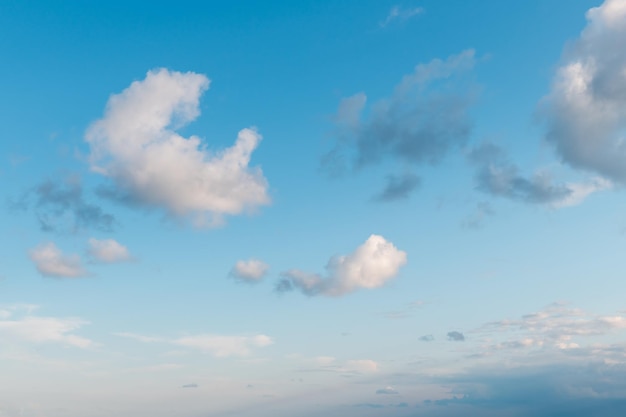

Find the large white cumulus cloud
[[85, 68, 270, 226], [543, 0, 626, 183], [278, 235, 407, 297]]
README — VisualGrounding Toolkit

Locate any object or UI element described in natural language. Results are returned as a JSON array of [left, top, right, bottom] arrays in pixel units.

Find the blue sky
[[2, 0, 626, 416]]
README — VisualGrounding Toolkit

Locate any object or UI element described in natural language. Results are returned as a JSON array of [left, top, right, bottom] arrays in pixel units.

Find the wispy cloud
[[468, 143, 611, 207], [323, 50, 476, 200], [12, 176, 115, 234], [380, 5, 424, 28], [114, 331, 273, 358], [0, 305, 93, 348]]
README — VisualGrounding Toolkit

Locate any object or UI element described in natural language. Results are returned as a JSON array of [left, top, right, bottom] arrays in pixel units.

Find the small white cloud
[[315, 356, 336, 366], [113, 332, 162, 343], [376, 386, 399, 395], [85, 68, 270, 227], [279, 235, 407, 297], [345, 359, 379, 373], [173, 334, 273, 358], [88, 238, 133, 263], [380, 5, 424, 28], [230, 259, 269, 283], [29, 242, 88, 278]]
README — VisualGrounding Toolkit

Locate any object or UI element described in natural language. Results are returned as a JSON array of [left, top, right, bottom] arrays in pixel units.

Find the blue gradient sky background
[[2, 1, 626, 416]]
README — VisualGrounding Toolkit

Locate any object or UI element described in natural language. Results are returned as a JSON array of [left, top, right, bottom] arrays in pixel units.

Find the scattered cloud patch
[[461, 201, 495, 229], [345, 359, 379, 373], [373, 173, 421, 202], [29, 242, 88, 278], [468, 143, 610, 206], [182, 383, 198, 388], [376, 386, 399, 395], [541, 0, 626, 184], [479, 303, 626, 349], [0, 306, 93, 348], [419, 334, 434, 342], [447, 331, 465, 341], [323, 50, 476, 200], [277, 234, 407, 297], [230, 259, 269, 283], [85, 68, 270, 227], [423, 362, 626, 417], [113, 332, 163, 343], [380, 5, 424, 28], [173, 334, 273, 357], [13, 177, 115, 234], [116, 330, 274, 358], [87, 238, 132, 263]]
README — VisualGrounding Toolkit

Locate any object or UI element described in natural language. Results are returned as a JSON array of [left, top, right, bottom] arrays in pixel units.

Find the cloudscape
[[1, 1, 626, 416]]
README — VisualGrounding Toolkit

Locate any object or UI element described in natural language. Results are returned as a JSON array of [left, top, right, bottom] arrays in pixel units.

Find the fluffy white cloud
[[88, 238, 132, 263], [278, 235, 407, 297], [542, 0, 626, 184], [0, 306, 93, 348], [173, 334, 273, 357], [230, 259, 269, 283], [85, 68, 270, 227], [29, 242, 88, 278]]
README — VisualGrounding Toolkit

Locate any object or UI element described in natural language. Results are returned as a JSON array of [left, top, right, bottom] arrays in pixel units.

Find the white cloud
[[479, 303, 626, 350], [550, 177, 612, 208], [542, 0, 626, 184], [0, 307, 93, 348], [345, 359, 379, 373], [376, 386, 399, 395], [380, 5, 424, 28], [87, 238, 132, 263], [113, 330, 274, 358], [230, 259, 269, 283], [85, 68, 270, 227], [29, 242, 88, 278], [173, 334, 273, 357], [278, 234, 407, 297], [113, 332, 162, 343]]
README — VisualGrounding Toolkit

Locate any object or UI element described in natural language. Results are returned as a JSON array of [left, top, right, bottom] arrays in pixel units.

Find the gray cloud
[[323, 50, 477, 200], [468, 143, 609, 207], [181, 383, 198, 388], [419, 334, 434, 342], [13, 177, 115, 234], [447, 331, 465, 341], [461, 201, 495, 229], [373, 173, 421, 202], [424, 362, 626, 417], [541, 0, 626, 184]]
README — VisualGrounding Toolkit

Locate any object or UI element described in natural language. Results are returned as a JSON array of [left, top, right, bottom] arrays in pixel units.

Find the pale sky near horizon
[[2, 1, 626, 416]]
